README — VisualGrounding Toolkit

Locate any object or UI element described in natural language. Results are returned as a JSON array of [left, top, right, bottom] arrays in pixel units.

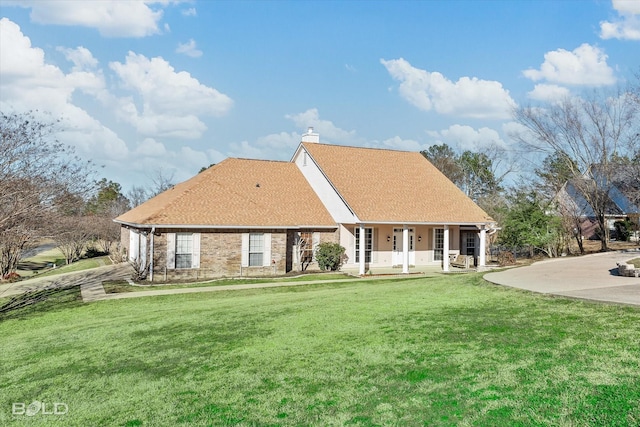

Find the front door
[[392, 228, 415, 266], [462, 232, 476, 265]]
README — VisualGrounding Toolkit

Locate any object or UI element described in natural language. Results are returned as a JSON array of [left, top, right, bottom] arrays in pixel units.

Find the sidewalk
[[0, 263, 133, 299], [80, 273, 428, 302]]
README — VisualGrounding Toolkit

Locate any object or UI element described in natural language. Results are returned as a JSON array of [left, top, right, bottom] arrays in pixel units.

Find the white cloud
[[5, 0, 171, 37], [285, 108, 356, 143], [0, 18, 128, 161], [600, 0, 640, 40], [380, 136, 427, 152], [380, 58, 516, 120], [527, 84, 571, 102], [523, 43, 615, 86], [56, 46, 99, 71], [228, 132, 301, 160], [135, 138, 167, 157], [427, 124, 507, 151], [182, 7, 197, 17], [109, 52, 233, 138], [176, 39, 203, 58]]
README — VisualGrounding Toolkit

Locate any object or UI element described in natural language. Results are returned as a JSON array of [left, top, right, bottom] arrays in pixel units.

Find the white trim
[[192, 232, 201, 269], [479, 228, 486, 267], [402, 225, 409, 274], [166, 233, 176, 270], [241, 233, 249, 267], [443, 225, 450, 272], [263, 233, 272, 267], [358, 224, 365, 275]]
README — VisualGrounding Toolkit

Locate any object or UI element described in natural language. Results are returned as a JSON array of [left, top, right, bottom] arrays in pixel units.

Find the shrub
[[315, 242, 345, 271], [613, 219, 632, 242]]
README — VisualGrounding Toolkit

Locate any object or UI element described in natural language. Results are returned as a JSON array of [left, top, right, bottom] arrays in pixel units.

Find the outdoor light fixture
[[418, 235, 422, 242], [387, 235, 390, 242]]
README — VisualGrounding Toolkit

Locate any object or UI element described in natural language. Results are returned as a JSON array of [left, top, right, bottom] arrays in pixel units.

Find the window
[[175, 233, 193, 269], [249, 233, 264, 266], [434, 228, 444, 261], [299, 232, 314, 264], [355, 227, 373, 263]]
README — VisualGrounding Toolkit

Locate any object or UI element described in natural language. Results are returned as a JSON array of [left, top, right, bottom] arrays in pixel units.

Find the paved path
[[0, 263, 134, 299], [484, 250, 640, 306]]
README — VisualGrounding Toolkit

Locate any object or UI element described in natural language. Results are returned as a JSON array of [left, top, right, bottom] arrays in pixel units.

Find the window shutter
[[129, 230, 139, 261], [241, 233, 249, 267], [312, 232, 320, 260], [166, 233, 176, 270], [192, 233, 201, 268], [263, 233, 272, 266]]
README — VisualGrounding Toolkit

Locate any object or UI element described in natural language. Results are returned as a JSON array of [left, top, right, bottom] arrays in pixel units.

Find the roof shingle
[[115, 158, 336, 227], [302, 142, 493, 224]]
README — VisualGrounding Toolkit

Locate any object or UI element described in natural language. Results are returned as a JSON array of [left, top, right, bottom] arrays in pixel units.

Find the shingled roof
[[115, 158, 336, 228], [302, 142, 493, 224]]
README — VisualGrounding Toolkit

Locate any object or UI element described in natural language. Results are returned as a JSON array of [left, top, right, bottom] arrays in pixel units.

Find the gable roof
[[115, 158, 336, 228], [559, 178, 639, 217], [301, 142, 493, 224]]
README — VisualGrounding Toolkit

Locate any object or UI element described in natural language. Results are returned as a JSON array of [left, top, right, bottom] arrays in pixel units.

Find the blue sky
[[1, 0, 638, 192]]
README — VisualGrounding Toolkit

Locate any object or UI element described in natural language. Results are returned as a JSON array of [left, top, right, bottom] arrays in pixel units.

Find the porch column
[[402, 224, 409, 274], [358, 224, 366, 275], [443, 225, 450, 272], [479, 227, 486, 267]]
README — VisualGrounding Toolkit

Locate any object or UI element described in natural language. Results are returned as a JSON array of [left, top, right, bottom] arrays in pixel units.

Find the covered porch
[[339, 223, 489, 275]]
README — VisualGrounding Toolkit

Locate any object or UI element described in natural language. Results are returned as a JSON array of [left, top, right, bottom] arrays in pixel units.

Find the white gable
[[292, 144, 358, 224]]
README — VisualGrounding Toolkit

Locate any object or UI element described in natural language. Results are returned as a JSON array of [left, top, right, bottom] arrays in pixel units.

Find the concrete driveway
[[484, 250, 640, 306]]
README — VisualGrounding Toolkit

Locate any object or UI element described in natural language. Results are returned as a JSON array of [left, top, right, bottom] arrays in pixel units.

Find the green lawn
[[103, 273, 358, 293], [629, 258, 640, 268], [1, 274, 640, 426], [17, 246, 112, 279]]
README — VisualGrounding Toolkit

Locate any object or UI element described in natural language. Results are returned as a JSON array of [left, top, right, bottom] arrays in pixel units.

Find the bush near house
[[315, 242, 345, 271]]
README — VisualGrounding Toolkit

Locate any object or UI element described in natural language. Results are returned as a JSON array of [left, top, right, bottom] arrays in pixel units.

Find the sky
[[0, 0, 638, 193]]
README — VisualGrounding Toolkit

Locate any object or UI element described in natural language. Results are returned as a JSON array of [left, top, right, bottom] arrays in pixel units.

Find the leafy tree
[[499, 191, 563, 258], [315, 242, 345, 271], [86, 178, 130, 216], [459, 151, 502, 201], [535, 151, 579, 198], [420, 144, 463, 185]]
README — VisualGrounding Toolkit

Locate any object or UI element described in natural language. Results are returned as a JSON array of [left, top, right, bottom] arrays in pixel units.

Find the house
[[115, 129, 495, 280], [556, 176, 640, 240]]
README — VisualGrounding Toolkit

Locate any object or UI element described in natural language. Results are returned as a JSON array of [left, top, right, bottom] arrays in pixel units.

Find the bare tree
[[0, 111, 94, 277], [147, 168, 175, 197], [511, 88, 639, 251]]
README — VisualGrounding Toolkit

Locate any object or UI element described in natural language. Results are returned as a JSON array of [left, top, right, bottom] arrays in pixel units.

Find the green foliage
[[421, 143, 503, 202], [535, 150, 578, 195], [315, 242, 345, 271], [613, 219, 632, 242], [85, 178, 130, 216], [499, 191, 563, 257], [459, 151, 502, 200], [420, 144, 463, 184]]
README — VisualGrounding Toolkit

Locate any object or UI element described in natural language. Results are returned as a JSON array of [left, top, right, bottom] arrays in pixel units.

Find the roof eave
[[114, 219, 337, 230]]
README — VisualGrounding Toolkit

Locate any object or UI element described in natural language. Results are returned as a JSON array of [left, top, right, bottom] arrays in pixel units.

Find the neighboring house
[[556, 177, 640, 240], [115, 129, 495, 280]]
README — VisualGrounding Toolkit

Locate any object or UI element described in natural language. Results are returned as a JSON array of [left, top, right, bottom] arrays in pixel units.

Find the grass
[[16, 247, 66, 278], [629, 258, 640, 268], [2, 274, 640, 426], [103, 273, 356, 293]]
